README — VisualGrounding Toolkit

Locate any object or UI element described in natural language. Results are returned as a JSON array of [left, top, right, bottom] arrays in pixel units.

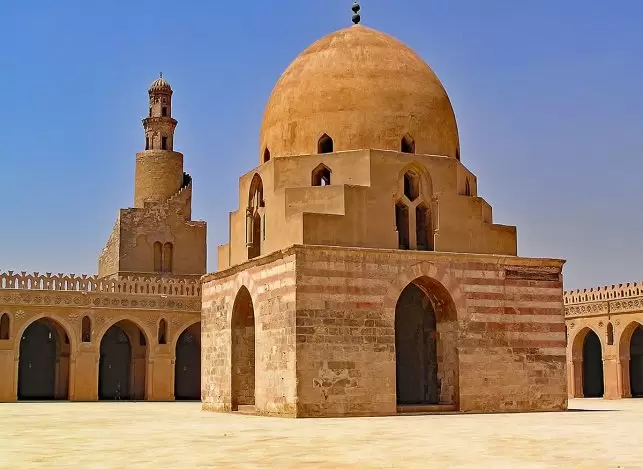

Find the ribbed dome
[[259, 25, 460, 162], [149, 76, 172, 93]]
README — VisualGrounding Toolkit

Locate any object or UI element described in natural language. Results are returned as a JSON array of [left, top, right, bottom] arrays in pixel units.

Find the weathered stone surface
[[202, 245, 567, 417]]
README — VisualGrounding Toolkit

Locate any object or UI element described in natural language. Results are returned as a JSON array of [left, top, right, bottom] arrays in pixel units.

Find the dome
[[259, 25, 460, 161], [149, 75, 172, 93]]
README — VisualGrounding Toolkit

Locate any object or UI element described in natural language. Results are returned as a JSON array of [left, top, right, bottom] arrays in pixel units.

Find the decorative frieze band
[[564, 297, 643, 318], [0, 291, 200, 312]]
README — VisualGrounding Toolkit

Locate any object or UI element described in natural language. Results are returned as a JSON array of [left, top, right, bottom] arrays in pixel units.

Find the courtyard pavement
[[0, 399, 639, 468]]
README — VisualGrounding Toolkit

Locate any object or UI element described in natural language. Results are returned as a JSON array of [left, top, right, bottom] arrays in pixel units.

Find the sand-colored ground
[[0, 399, 639, 468]]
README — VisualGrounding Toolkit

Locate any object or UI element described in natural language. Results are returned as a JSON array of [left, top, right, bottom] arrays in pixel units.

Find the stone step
[[235, 405, 256, 415], [396, 404, 457, 414]]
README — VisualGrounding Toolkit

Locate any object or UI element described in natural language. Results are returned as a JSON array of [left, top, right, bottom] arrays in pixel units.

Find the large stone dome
[[259, 25, 460, 162]]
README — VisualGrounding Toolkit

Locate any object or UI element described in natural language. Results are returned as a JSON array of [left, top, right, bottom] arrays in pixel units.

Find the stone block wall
[[201, 253, 298, 416], [202, 245, 567, 418], [294, 247, 566, 416]]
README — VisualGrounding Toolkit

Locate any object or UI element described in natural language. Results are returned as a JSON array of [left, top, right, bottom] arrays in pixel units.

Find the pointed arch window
[[404, 171, 420, 202], [395, 168, 434, 252], [154, 241, 173, 273], [162, 243, 173, 273], [401, 134, 416, 154], [318, 134, 334, 154], [395, 202, 409, 250], [263, 147, 271, 163], [154, 242, 163, 272], [247, 174, 265, 260], [312, 164, 331, 186]]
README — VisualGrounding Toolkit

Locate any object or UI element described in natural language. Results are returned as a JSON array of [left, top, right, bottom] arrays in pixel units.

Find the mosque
[[0, 4, 587, 415]]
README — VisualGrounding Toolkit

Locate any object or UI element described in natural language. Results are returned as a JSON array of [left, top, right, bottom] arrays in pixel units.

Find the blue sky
[[1, 0, 642, 291]]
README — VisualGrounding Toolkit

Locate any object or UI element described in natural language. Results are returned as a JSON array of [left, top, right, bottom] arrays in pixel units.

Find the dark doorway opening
[[582, 330, 604, 398], [630, 325, 643, 397], [18, 319, 70, 400], [99, 321, 147, 400], [395, 283, 439, 405], [231, 287, 255, 410], [175, 323, 201, 400]]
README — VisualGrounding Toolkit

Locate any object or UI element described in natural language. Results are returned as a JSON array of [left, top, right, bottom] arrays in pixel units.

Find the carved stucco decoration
[[565, 302, 608, 318], [1, 292, 199, 312]]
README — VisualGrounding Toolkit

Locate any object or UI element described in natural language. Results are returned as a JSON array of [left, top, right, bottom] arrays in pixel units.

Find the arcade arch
[[174, 322, 201, 400], [98, 319, 149, 400], [17, 317, 72, 400]]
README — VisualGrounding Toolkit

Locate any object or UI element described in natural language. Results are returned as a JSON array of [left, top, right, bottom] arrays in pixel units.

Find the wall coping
[[202, 244, 565, 284]]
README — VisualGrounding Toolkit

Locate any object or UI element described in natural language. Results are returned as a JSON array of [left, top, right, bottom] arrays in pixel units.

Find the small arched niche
[[81, 316, 91, 343], [607, 322, 614, 346], [0, 313, 9, 340], [263, 147, 271, 163], [312, 163, 331, 186], [401, 134, 416, 154], [318, 134, 334, 154], [158, 319, 168, 345]]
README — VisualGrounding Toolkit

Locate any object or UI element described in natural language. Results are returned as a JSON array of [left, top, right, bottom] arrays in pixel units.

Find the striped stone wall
[[201, 253, 298, 416], [202, 245, 566, 417]]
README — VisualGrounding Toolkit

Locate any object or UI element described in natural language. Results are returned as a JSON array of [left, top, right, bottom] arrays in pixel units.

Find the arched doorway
[[99, 320, 148, 400], [175, 322, 201, 400], [231, 286, 255, 410], [394, 278, 458, 407], [582, 330, 604, 398], [395, 283, 438, 404], [630, 325, 643, 397], [18, 318, 70, 400]]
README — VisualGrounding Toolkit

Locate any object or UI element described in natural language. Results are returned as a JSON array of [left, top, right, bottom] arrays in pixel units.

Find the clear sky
[[1, 0, 642, 291]]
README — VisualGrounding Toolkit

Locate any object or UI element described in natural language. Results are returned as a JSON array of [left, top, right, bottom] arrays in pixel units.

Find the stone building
[[201, 11, 568, 417], [564, 283, 643, 400], [0, 76, 205, 402]]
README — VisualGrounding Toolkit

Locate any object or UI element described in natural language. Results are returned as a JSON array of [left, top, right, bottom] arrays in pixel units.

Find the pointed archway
[[175, 322, 201, 400], [231, 286, 255, 410], [98, 320, 148, 400], [630, 325, 643, 397], [18, 318, 71, 400], [582, 330, 604, 398], [394, 276, 458, 408]]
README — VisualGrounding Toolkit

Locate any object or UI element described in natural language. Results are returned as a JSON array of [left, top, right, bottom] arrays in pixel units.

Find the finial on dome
[[352, 1, 361, 25], [159, 72, 163, 79]]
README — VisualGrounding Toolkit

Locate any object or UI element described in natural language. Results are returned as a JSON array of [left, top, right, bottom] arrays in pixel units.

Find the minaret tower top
[[134, 74, 185, 209], [143, 73, 177, 151]]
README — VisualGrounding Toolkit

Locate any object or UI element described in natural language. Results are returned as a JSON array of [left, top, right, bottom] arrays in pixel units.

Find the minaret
[[98, 75, 206, 279], [134, 74, 184, 208]]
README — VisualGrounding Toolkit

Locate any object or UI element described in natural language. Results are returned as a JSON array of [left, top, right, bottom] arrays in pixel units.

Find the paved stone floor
[[0, 399, 640, 468]]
